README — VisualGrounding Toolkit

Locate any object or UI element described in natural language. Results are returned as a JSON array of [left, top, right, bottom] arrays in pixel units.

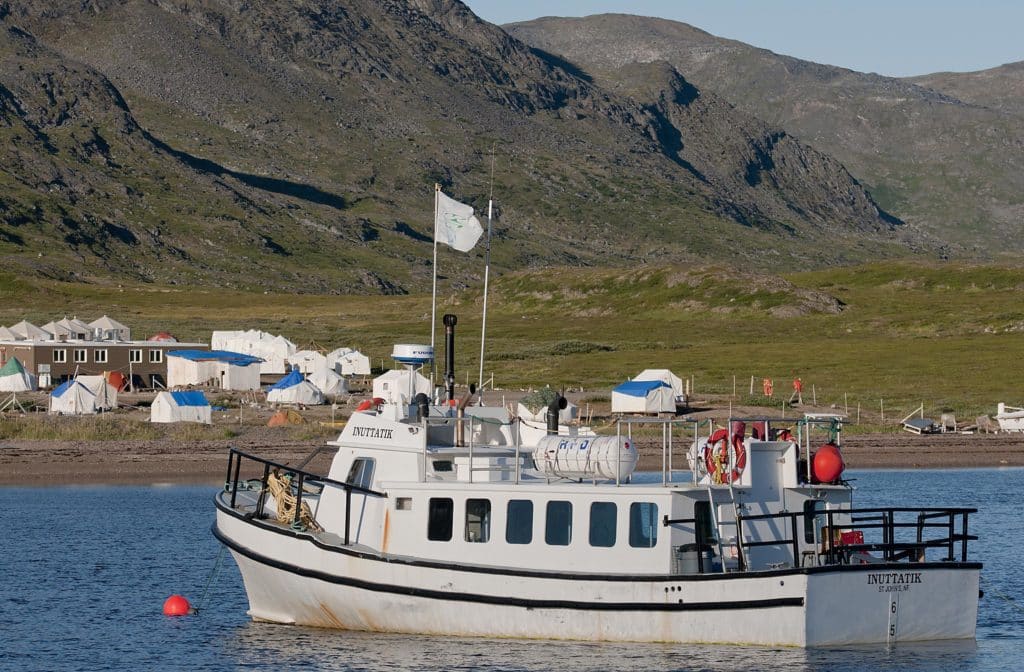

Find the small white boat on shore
[[214, 316, 981, 647], [995, 403, 1024, 432]]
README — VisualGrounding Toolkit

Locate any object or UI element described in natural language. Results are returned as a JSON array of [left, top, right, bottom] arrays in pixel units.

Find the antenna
[[479, 143, 496, 394]]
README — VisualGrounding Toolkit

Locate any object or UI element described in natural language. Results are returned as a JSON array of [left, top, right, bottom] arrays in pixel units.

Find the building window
[[506, 500, 533, 545], [53, 349, 67, 363], [545, 501, 573, 546], [74, 349, 87, 363], [427, 498, 454, 541], [129, 349, 142, 364], [589, 502, 617, 547], [465, 499, 491, 543], [346, 458, 375, 490], [94, 349, 108, 364], [629, 502, 659, 548], [149, 350, 163, 363]]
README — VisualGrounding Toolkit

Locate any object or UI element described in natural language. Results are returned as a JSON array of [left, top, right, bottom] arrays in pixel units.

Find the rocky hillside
[[2, 2, 908, 292], [506, 14, 1024, 256]]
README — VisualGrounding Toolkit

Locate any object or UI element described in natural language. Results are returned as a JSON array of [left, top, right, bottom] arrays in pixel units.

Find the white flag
[[435, 191, 484, 253]]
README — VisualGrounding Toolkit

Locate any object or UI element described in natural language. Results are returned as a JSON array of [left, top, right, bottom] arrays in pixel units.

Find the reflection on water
[[0, 470, 1020, 671]]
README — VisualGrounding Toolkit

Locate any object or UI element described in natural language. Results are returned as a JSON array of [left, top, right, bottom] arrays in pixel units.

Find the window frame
[[93, 349, 108, 364], [545, 500, 573, 546], [129, 349, 143, 364], [629, 501, 660, 548], [149, 350, 163, 363], [73, 349, 87, 363], [427, 497, 454, 542], [53, 349, 67, 364], [505, 500, 534, 545], [464, 498, 491, 543], [588, 501, 617, 548]]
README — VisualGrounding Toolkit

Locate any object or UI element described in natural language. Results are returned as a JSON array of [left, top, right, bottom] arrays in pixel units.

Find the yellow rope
[[267, 470, 323, 532]]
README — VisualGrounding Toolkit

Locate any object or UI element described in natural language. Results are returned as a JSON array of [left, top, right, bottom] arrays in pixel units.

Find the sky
[[462, 0, 1024, 78]]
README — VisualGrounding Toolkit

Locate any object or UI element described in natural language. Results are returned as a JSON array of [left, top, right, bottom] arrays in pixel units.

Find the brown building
[[0, 339, 208, 389]]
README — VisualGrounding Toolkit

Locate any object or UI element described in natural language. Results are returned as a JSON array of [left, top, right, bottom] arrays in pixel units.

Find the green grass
[[3, 260, 1023, 428]]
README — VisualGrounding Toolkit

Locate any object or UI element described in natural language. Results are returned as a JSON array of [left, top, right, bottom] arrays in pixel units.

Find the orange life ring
[[703, 429, 747, 484]]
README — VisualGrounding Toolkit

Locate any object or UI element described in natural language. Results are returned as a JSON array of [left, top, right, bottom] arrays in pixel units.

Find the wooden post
[[857, 402, 861, 424], [844, 392, 848, 415], [732, 375, 736, 398], [880, 399, 885, 428], [749, 376, 754, 395], [812, 385, 817, 405]]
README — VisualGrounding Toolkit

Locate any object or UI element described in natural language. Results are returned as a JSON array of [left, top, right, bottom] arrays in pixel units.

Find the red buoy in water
[[812, 443, 845, 483], [162, 594, 193, 616]]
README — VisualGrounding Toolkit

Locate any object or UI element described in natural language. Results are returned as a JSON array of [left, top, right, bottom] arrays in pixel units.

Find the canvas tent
[[267, 368, 324, 406], [49, 380, 97, 415], [211, 330, 295, 375], [288, 349, 328, 374], [633, 369, 685, 399], [8, 320, 48, 340], [150, 390, 212, 424], [372, 369, 431, 404], [76, 375, 118, 410], [328, 347, 371, 376], [307, 367, 347, 397], [611, 379, 675, 414], [167, 350, 263, 391], [0, 357, 35, 392]]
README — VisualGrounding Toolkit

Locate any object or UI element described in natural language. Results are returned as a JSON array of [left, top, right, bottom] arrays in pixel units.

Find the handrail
[[224, 447, 386, 545]]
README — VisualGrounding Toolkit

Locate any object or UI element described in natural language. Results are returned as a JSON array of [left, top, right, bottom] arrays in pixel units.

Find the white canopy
[[307, 368, 348, 397], [0, 357, 35, 392], [289, 349, 328, 374], [329, 347, 371, 376], [211, 329, 296, 375], [76, 375, 118, 410], [633, 369, 685, 399], [611, 379, 675, 414], [372, 369, 431, 404], [268, 379, 325, 406]]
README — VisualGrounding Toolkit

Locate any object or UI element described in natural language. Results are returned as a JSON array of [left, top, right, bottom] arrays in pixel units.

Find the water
[[0, 470, 1020, 671]]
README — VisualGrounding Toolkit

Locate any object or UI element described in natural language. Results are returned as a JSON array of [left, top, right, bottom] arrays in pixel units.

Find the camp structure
[[372, 369, 431, 405], [150, 390, 212, 424], [328, 347, 371, 376], [48, 380, 97, 415], [633, 368, 687, 408], [8, 320, 48, 341], [266, 368, 324, 406], [288, 349, 329, 374], [76, 375, 119, 410], [0, 326, 21, 341], [0, 357, 36, 392], [166, 350, 263, 391], [307, 367, 348, 398], [89, 315, 131, 341], [611, 379, 675, 414], [211, 330, 295, 375]]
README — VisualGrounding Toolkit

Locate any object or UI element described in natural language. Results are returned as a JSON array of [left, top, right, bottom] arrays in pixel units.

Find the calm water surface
[[0, 469, 1020, 671]]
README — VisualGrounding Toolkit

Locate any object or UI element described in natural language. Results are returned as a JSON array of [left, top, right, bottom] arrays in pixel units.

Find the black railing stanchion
[[294, 472, 305, 527], [947, 512, 955, 561], [790, 513, 800, 568], [345, 487, 352, 546], [961, 512, 970, 562], [256, 462, 270, 519], [229, 451, 240, 508], [736, 516, 746, 572]]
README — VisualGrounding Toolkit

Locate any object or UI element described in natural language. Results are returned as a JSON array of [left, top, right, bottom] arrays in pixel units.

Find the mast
[[478, 147, 496, 392], [430, 184, 440, 386]]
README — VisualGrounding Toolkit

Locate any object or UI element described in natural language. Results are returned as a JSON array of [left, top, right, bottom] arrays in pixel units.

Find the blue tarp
[[167, 349, 263, 366], [612, 379, 671, 397], [52, 380, 75, 397], [169, 391, 209, 407], [268, 368, 304, 391]]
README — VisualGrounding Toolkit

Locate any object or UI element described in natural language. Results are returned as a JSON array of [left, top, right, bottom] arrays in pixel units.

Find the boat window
[[427, 498, 454, 541], [465, 499, 491, 543], [506, 500, 533, 544], [545, 501, 573, 546], [346, 458, 375, 490], [432, 460, 453, 472], [694, 501, 717, 545], [589, 502, 617, 547], [629, 502, 659, 548], [804, 500, 825, 543], [395, 497, 412, 511]]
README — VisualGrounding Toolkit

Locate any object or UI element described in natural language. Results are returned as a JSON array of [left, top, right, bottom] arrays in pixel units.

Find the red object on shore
[[813, 443, 845, 483], [162, 594, 192, 616]]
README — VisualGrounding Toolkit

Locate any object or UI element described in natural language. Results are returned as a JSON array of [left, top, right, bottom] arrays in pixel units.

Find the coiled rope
[[267, 470, 323, 532]]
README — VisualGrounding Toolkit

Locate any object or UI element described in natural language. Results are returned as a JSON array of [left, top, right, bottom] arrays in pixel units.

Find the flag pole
[[478, 146, 496, 393], [431, 184, 440, 386]]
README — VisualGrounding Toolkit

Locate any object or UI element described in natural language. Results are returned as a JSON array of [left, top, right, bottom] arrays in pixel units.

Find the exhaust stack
[[443, 314, 457, 403]]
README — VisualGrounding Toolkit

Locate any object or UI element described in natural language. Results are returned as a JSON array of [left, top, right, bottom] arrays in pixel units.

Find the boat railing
[[735, 506, 977, 570], [614, 416, 704, 485], [223, 447, 386, 544], [420, 414, 524, 483]]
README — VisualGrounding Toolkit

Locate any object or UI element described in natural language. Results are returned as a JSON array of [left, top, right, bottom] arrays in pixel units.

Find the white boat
[[214, 317, 981, 647], [995, 403, 1024, 432]]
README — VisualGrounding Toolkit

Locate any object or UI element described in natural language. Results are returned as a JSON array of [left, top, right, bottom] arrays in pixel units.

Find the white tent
[[49, 380, 97, 415], [89, 315, 131, 341], [633, 369, 685, 399], [308, 368, 348, 397], [372, 369, 431, 404], [267, 368, 325, 406], [76, 375, 119, 410], [211, 330, 295, 375], [0, 326, 21, 341], [0, 357, 35, 392], [288, 349, 328, 374], [328, 347, 371, 376], [611, 379, 675, 414], [166, 350, 263, 391], [8, 320, 48, 341], [150, 391, 212, 424]]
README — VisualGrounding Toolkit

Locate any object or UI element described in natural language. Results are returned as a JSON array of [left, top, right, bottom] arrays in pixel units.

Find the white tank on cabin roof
[[533, 435, 638, 481]]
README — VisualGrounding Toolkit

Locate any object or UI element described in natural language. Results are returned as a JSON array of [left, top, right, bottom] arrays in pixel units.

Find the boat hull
[[215, 507, 980, 647]]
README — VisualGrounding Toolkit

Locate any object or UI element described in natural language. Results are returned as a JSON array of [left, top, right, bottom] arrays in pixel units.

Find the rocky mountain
[[506, 14, 1024, 256], [2, 2, 908, 292]]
